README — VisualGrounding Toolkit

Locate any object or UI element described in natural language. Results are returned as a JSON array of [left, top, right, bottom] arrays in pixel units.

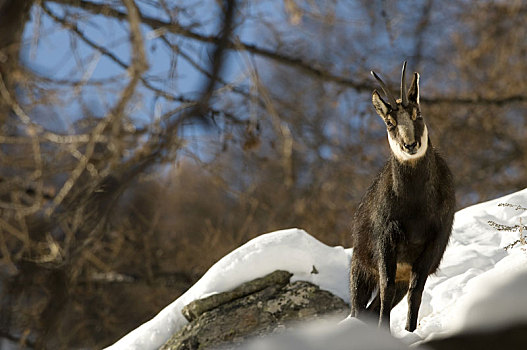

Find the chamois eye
[[386, 120, 395, 128], [411, 109, 422, 121]]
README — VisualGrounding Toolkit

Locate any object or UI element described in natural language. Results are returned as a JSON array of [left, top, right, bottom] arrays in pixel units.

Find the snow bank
[[240, 317, 411, 350], [107, 188, 527, 349], [390, 188, 527, 340], [106, 229, 352, 350]]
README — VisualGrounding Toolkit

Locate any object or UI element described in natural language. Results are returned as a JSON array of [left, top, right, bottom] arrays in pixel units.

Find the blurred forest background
[[0, 0, 525, 348]]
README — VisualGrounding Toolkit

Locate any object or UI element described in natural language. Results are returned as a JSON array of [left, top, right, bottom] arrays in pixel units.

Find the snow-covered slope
[[106, 188, 527, 350]]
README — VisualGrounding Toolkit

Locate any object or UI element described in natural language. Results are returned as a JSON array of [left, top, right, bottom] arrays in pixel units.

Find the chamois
[[349, 62, 455, 332]]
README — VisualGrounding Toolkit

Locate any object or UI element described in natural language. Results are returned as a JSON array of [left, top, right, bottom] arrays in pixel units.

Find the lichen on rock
[[161, 270, 349, 350]]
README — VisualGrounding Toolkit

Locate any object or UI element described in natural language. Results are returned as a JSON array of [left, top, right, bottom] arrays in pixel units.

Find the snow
[[106, 228, 352, 349], [241, 317, 412, 350], [106, 188, 527, 350]]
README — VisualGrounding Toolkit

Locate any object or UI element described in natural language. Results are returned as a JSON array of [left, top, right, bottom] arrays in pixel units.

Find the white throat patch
[[388, 125, 428, 163]]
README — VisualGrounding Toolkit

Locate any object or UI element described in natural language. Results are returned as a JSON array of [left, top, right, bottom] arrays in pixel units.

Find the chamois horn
[[401, 61, 408, 106], [371, 70, 397, 108]]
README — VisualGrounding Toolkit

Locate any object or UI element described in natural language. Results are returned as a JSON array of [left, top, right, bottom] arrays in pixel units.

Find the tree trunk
[[0, 0, 34, 125]]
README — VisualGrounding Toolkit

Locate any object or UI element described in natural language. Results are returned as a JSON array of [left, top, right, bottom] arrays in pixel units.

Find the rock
[[161, 270, 349, 350], [181, 270, 293, 322]]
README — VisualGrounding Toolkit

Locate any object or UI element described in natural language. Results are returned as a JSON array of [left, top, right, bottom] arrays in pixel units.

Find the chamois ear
[[408, 72, 420, 105], [372, 89, 390, 118]]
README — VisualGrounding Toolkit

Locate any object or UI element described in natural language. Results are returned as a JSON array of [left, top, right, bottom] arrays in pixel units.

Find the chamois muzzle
[[403, 141, 418, 154]]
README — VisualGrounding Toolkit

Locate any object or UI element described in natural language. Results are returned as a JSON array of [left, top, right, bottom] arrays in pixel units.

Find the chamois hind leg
[[367, 281, 409, 315], [350, 259, 375, 318]]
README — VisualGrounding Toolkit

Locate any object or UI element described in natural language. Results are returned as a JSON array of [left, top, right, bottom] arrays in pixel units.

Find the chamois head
[[371, 61, 428, 163]]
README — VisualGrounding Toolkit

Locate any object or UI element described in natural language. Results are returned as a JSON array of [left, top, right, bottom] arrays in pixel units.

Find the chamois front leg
[[406, 229, 451, 331], [406, 243, 435, 332], [406, 267, 428, 332], [378, 234, 397, 329]]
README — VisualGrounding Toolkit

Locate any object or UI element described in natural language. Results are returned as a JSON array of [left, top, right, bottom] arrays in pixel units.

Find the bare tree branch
[[190, 0, 237, 120], [45, 0, 372, 92], [46, 0, 149, 217], [43, 0, 527, 106], [41, 3, 255, 118]]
